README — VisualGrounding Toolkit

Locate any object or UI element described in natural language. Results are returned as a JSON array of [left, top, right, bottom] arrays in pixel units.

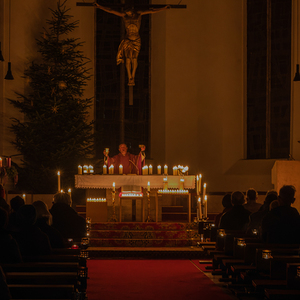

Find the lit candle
[[57, 171, 61, 192], [145, 165, 148, 175], [83, 165, 88, 174], [68, 188, 72, 197], [112, 182, 115, 192], [164, 165, 168, 175], [0, 157, 2, 167], [179, 178, 184, 190], [203, 182, 206, 200], [103, 165, 107, 175], [157, 165, 161, 175], [173, 166, 178, 176], [78, 165, 82, 175], [199, 174, 202, 195], [205, 195, 208, 219], [22, 194, 26, 202], [147, 181, 150, 192], [149, 165, 153, 175], [109, 165, 114, 174], [198, 197, 202, 219], [196, 175, 199, 195], [163, 177, 168, 190], [119, 164, 123, 175]]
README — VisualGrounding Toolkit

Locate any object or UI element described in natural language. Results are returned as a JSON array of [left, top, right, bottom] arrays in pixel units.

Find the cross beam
[[76, 2, 186, 9]]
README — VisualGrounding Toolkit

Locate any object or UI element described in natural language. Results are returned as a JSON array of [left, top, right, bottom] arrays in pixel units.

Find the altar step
[[88, 222, 200, 248]]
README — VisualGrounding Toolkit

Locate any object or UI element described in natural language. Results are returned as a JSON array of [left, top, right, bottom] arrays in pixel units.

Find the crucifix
[[77, 1, 186, 141]]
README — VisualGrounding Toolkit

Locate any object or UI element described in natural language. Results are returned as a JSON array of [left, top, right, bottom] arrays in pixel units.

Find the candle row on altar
[[158, 189, 189, 194], [101, 164, 189, 175], [87, 198, 106, 202], [78, 165, 94, 174], [0, 157, 11, 168]]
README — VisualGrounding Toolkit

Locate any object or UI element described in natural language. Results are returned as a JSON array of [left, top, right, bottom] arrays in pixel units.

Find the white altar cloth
[[75, 175, 195, 190]]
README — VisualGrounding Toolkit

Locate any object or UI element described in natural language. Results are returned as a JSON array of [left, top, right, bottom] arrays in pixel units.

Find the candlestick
[[112, 182, 115, 192], [157, 165, 161, 175], [196, 175, 199, 195], [179, 178, 184, 190], [78, 165, 82, 175], [109, 165, 114, 174], [203, 182, 206, 200], [205, 195, 208, 219], [199, 174, 202, 194], [103, 165, 107, 175], [163, 177, 168, 190], [147, 181, 150, 192], [198, 197, 202, 220], [119, 164, 123, 175], [83, 165, 88, 174], [149, 165, 153, 175], [173, 166, 178, 176], [164, 165, 168, 175], [57, 171, 61, 192]]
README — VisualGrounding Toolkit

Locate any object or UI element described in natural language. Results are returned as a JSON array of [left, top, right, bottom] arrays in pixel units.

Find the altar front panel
[[75, 175, 195, 189]]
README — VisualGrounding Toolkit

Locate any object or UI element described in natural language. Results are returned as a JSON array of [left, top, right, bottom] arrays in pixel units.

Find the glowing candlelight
[[22, 194, 26, 202], [196, 175, 199, 195], [88, 165, 93, 173], [83, 165, 88, 174], [147, 181, 150, 192], [203, 182, 206, 200], [205, 195, 208, 219], [103, 165, 107, 175], [68, 188, 72, 196], [149, 165, 153, 175], [57, 171, 61, 192], [112, 182, 115, 192], [0, 157, 2, 167], [199, 174, 202, 195], [119, 164, 123, 175], [163, 177, 168, 190], [179, 178, 184, 190], [109, 165, 114, 174], [164, 165, 168, 175], [173, 166, 178, 176], [78, 165, 82, 175], [157, 165, 161, 175], [198, 197, 202, 220]]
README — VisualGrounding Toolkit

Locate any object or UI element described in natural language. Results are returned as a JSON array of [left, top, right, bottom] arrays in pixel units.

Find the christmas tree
[[9, 0, 94, 193]]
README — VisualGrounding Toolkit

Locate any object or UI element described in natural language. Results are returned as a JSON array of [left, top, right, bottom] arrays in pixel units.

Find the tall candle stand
[[145, 191, 154, 222], [109, 190, 118, 222]]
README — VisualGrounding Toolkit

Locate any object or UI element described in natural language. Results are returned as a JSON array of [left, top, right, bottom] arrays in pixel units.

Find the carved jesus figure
[[94, 2, 169, 86]]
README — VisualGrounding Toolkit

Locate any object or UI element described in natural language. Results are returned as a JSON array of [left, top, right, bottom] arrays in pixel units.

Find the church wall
[[151, 0, 275, 195]]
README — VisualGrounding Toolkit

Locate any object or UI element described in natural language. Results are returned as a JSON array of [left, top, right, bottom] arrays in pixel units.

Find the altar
[[75, 175, 196, 222]]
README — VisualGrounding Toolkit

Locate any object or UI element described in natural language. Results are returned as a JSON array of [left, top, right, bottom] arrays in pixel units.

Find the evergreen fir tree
[[9, 0, 94, 193]]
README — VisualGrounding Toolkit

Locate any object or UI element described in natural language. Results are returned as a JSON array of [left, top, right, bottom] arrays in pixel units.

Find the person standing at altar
[[104, 143, 145, 175]]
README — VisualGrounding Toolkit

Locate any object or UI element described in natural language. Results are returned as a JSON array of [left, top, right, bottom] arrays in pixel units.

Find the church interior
[[1, 0, 300, 299]]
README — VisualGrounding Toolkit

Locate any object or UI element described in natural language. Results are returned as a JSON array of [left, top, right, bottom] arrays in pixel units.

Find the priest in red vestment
[[104, 144, 145, 175]]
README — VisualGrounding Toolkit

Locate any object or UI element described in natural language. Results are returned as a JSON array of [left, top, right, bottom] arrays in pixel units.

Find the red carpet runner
[[87, 259, 234, 300]]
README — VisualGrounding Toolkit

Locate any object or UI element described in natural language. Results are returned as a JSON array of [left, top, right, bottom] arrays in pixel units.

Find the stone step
[[91, 222, 198, 231], [89, 229, 199, 239], [89, 238, 197, 247]]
